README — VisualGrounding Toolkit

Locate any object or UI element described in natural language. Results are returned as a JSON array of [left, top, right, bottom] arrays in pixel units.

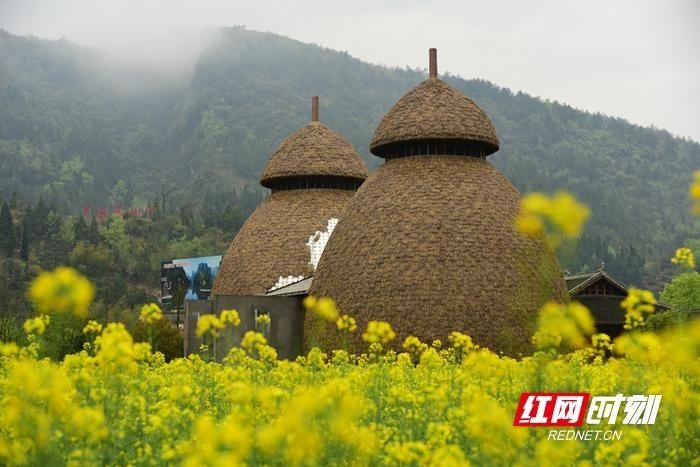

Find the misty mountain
[[0, 26, 698, 288]]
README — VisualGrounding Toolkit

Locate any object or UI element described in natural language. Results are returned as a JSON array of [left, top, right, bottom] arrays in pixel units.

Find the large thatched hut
[[306, 50, 568, 355], [212, 97, 368, 296]]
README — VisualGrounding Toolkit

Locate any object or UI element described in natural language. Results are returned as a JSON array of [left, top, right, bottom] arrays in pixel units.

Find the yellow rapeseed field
[[1, 186, 699, 466]]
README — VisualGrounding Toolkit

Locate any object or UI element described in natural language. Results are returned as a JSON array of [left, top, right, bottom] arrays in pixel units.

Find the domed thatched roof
[[370, 50, 499, 158], [212, 189, 355, 295], [260, 97, 368, 188], [306, 156, 568, 355], [214, 97, 368, 296]]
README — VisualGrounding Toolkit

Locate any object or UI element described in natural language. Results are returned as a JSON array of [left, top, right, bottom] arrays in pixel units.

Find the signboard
[[160, 255, 222, 309]]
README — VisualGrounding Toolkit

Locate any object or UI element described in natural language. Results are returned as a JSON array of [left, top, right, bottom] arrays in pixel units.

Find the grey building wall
[[184, 295, 305, 360], [183, 300, 213, 356]]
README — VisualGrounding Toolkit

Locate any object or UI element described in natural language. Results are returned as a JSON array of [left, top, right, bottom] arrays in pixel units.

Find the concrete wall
[[184, 295, 305, 360], [183, 300, 213, 356]]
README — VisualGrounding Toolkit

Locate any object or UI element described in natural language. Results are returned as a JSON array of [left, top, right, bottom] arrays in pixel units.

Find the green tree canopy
[[660, 272, 700, 313], [0, 201, 15, 256]]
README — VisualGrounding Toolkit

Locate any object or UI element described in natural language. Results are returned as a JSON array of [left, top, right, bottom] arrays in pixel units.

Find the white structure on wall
[[267, 218, 339, 293], [307, 218, 338, 271], [270, 275, 307, 292]]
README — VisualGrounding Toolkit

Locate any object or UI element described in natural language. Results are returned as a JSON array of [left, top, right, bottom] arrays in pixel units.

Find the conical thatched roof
[[214, 97, 368, 296], [306, 156, 568, 355], [260, 98, 368, 188], [212, 189, 355, 295], [370, 50, 499, 158]]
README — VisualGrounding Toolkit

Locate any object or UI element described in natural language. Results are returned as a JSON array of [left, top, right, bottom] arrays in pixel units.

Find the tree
[[73, 215, 90, 242], [37, 211, 66, 269], [220, 204, 245, 232], [19, 216, 29, 260], [87, 216, 101, 245], [109, 179, 129, 206], [660, 272, 700, 313], [0, 201, 15, 256], [32, 197, 49, 239], [99, 216, 129, 255], [160, 184, 176, 215]]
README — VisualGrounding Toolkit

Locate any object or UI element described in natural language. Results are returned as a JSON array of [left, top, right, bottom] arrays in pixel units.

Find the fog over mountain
[[1, 0, 698, 141]]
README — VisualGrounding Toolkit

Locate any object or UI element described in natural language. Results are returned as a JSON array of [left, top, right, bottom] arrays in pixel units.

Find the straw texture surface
[[261, 122, 368, 187], [213, 189, 355, 295], [306, 156, 568, 355], [370, 78, 500, 157]]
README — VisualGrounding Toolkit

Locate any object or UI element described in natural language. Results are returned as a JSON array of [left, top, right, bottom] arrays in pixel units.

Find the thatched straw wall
[[306, 156, 568, 355], [261, 122, 369, 188], [370, 78, 500, 157], [212, 189, 355, 296]]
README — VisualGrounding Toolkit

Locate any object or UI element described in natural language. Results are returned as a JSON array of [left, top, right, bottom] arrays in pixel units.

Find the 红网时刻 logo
[[513, 392, 661, 427]]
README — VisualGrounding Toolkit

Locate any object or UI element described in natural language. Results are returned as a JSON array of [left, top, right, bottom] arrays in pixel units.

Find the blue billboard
[[160, 255, 222, 307]]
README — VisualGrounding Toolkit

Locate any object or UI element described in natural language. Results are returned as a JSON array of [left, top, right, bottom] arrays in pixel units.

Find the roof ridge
[[564, 271, 599, 279]]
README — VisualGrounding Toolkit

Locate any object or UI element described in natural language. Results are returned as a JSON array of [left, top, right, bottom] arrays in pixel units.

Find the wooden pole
[[311, 96, 319, 122], [429, 48, 437, 78]]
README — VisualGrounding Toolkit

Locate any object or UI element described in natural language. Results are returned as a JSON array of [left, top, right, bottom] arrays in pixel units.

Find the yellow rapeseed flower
[[418, 347, 443, 368], [621, 288, 656, 330], [94, 322, 137, 372], [386, 441, 428, 464], [448, 331, 474, 351], [400, 335, 427, 364], [139, 303, 163, 325], [690, 170, 700, 215], [255, 313, 271, 326], [515, 191, 590, 248], [0, 342, 19, 357], [257, 344, 278, 363], [515, 192, 550, 235], [134, 342, 153, 361], [182, 415, 251, 467], [240, 331, 268, 354], [67, 407, 109, 442], [82, 320, 103, 334], [671, 247, 695, 270], [462, 387, 527, 461], [220, 309, 241, 326], [591, 333, 613, 354], [403, 335, 428, 355], [23, 315, 50, 335], [5, 255, 700, 466], [302, 295, 317, 311], [313, 296, 340, 322], [336, 314, 357, 332], [196, 314, 225, 338], [362, 321, 396, 345], [28, 267, 95, 317], [614, 332, 663, 362], [535, 438, 582, 467], [305, 347, 327, 368], [532, 301, 595, 351]]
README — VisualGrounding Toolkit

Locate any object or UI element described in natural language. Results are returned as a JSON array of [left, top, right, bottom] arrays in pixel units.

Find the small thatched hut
[[306, 50, 568, 355], [212, 97, 368, 296]]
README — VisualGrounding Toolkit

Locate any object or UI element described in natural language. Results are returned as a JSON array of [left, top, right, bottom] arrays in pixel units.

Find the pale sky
[[1, 0, 698, 141]]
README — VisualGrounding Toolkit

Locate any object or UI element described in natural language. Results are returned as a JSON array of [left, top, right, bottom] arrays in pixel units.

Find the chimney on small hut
[[429, 48, 438, 79], [311, 96, 319, 122]]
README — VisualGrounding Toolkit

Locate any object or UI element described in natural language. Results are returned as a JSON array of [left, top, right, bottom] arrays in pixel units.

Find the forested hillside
[[1, 26, 699, 292]]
